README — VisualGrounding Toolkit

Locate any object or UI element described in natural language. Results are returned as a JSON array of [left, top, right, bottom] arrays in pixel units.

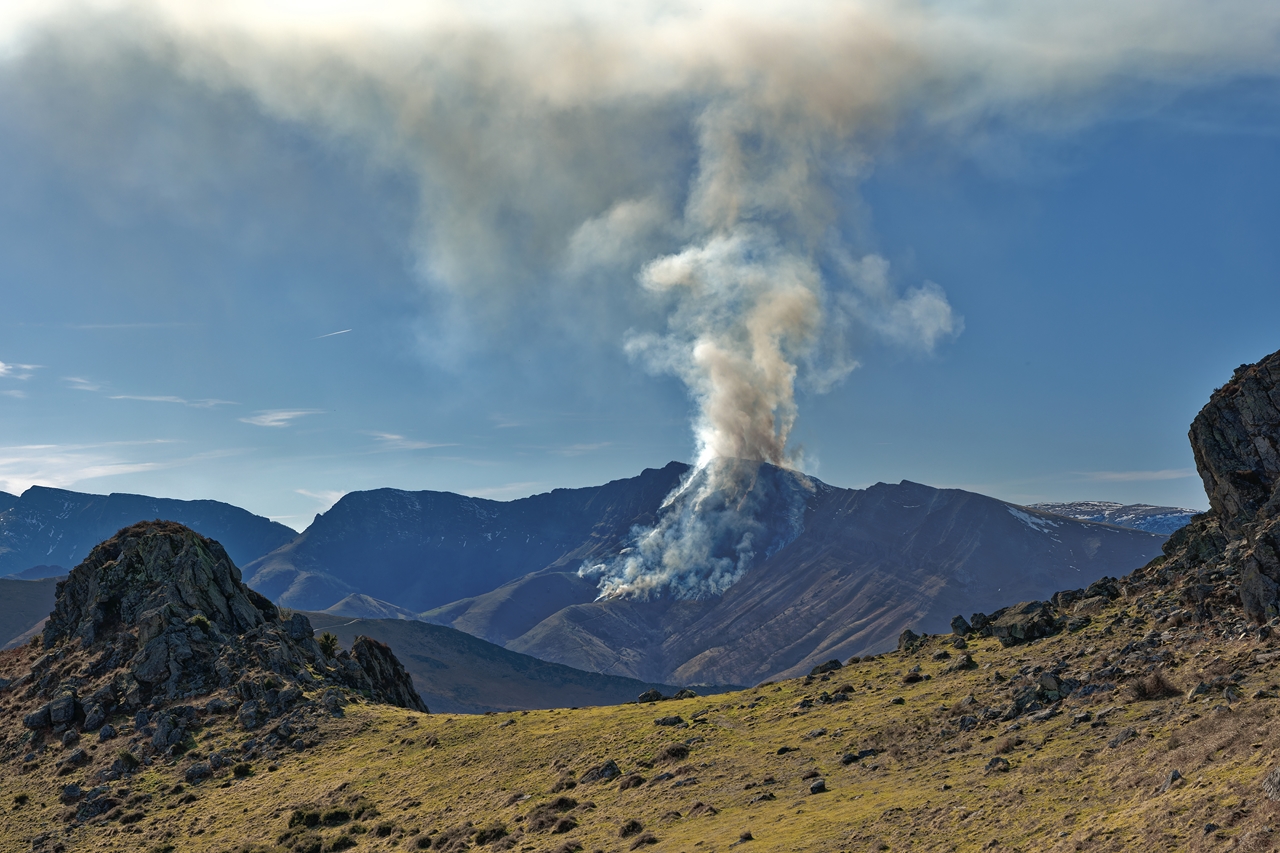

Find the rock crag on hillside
[[5, 521, 424, 772], [1165, 349, 1280, 622]]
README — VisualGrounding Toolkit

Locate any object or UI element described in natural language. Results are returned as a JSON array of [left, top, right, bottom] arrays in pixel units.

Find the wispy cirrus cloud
[[1080, 469, 1197, 482], [0, 361, 40, 379], [296, 489, 346, 511], [367, 432, 457, 452], [1, 389, 27, 399], [466, 481, 544, 500], [63, 377, 102, 392], [110, 394, 238, 408], [0, 440, 173, 495], [550, 442, 611, 457], [239, 409, 323, 428]]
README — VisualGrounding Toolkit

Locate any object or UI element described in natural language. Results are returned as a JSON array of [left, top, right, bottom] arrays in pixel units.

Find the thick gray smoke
[[3, 0, 1279, 597]]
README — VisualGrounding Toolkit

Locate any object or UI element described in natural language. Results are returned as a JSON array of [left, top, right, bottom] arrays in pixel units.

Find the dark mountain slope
[[244, 462, 687, 611], [504, 478, 1167, 684], [0, 576, 59, 647], [303, 612, 685, 714], [0, 486, 296, 577], [0, 491, 16, 512]]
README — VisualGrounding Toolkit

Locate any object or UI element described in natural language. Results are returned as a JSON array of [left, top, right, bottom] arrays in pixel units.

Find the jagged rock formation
[[1163, 349, 1280, 622], [6, 521, 425, 763]]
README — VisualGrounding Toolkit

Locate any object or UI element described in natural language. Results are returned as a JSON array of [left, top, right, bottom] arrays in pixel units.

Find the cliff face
[[1171, 349, 1280, 622]]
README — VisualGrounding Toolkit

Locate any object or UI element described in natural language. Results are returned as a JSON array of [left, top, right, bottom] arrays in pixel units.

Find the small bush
[[657, 743, 689, 763], [1128, 670, 1181, 702], [289, 809, 322, 829], [233, 762, 253, 778], [325, 835, 356, 852], [117, 750, 140, 771], [187, 613, 211, 632], [619, 819, 644, 838], [321, 807, 352, 825], [319, 633, 339, 658], [473, 823, 508, 844], [13, 794, 29, 807]]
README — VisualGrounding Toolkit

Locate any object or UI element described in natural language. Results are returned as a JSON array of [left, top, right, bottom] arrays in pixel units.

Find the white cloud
[[1, 389, 27, 398], [239, 409, 323, 427], [315, 329, 352, 339], [0, 361, 39, 379], [466, 481, 544, 499], [1081, 469, 1197, 482], [110, 394, 238, 408], [551, 442, 611, 456], [63, 377, 102, 392], [0, 441, 171, 495], [296, 488, 346, 511], [367, 432, 456, 451]]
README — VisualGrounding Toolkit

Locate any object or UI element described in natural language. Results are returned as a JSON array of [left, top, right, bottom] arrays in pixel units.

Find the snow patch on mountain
[[1030, 501, 1199, 535]]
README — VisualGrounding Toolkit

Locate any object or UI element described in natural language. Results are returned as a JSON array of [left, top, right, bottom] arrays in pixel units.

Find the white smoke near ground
[[2, 0, 1279, 597]]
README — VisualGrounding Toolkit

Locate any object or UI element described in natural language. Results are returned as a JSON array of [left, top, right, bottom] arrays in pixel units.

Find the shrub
[[319, 633, 339, 658], [325, 834, 356, 852], [473, 823, 508, 844], [321, 807, 352, 825], [117, 750, 140, 771], [187, 613, 211, 632], [233, 763, 253, 778], [1128, 670, 1181, 702]]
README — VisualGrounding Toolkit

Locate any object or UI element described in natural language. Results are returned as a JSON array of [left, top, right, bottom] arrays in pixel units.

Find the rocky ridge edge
[[1, 521, 425, 789]]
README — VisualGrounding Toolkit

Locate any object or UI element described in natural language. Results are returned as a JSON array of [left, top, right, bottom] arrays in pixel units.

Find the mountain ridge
[[0, 486, 296, 578]]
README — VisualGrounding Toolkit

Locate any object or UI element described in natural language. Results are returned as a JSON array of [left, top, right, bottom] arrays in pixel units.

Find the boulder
[[809, 660, 843, 676], [985, 601, 1060, 647], [950, 615, 972, 636]]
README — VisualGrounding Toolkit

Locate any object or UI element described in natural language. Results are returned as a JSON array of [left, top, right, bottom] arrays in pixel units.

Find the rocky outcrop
[[1172, 349, 1280, 622], [9, 521, 426, 746]]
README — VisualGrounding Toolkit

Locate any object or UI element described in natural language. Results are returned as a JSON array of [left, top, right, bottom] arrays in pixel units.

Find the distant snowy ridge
[[1029, 501, 1199, 535]]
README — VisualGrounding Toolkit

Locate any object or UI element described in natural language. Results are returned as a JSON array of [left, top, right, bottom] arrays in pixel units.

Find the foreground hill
[[0, 486, 297, 577], [302, 612, 689, 714], [3, 554, 1278, 853]]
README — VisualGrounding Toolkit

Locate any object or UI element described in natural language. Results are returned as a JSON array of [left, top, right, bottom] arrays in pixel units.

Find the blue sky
[[0, 3, 1278, 528]]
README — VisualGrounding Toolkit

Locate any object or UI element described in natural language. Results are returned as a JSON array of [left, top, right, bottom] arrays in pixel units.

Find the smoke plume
[[3, 0, 1278, 596]]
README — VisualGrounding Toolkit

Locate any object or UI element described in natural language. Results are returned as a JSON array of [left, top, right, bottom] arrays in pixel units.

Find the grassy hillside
[[4, 580, 1280, 853], [302, 612, 687, 715]]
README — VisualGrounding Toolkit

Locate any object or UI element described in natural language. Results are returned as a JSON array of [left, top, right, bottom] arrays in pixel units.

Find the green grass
[[4, 598, 1280, 852]]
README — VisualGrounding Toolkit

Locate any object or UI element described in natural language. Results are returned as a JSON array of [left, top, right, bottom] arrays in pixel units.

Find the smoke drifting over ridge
[[3, 1, 1279, 596]]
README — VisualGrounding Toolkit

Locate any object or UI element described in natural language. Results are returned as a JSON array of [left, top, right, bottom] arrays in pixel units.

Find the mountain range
[[0, 486, 297, 578], [0, 468, 1172, 689], [1028, 500, 1199, 534], [241, 463, 1168, 686]]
